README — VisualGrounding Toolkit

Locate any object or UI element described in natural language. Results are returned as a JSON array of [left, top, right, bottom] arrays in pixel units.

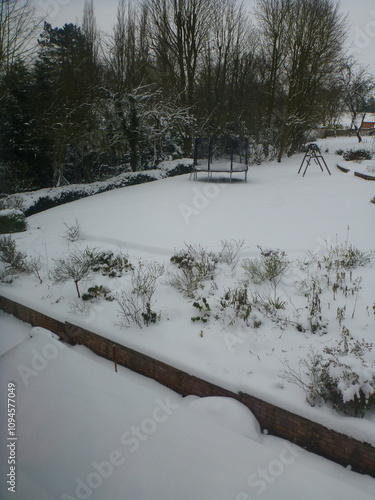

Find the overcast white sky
[[35, 0, 375, 73]]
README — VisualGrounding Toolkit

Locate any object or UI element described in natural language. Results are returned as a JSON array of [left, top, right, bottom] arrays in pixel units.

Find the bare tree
[[146, 0, 214, 107], [339, 61, 375, 142], [107, 0, 151, 93], [196, 0, 259, 133], [255, 0, 291, 129], [256, 0, 347, 161], [51, 248, 98, 298], [0, 0, 42, 73], [82, 0, 100, 69], [214, 1, 256, 120]]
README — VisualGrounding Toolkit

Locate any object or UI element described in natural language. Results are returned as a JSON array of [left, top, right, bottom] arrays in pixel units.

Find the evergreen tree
[[0, 60, 51, 191], [33, 22, 102, 185]]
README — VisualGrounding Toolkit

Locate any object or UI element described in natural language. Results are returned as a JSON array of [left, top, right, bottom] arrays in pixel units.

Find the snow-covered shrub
[[282, 327, 375, 417], [371, 197, 375, 204], [297, 241, 371, 333], [248, 129, 279, 164], [82, 285, 113, 302], [168, 244, 219, 298], [164, 162, 193, 177], [251, 291, 288, 328], [24, 256, 44, 284], [303, 278, 328, 335], [116, 290, 161, 328], [91, 250, 133, 277], [51, 247, 99, 298], [241, 247, 290, 298], [0, 209, 27, 234], [63, 219, 82, 242], [343, 149, 372, 161], [218, 287, 252, 325], [130, 261, 164, 298], [0, 235, 45, 283], [0, 194, 25, 212], [322, 243, 372, 271], [116, 261, 164, 328], [0, 235, 28, 276], [218, 239, 244, 273], [191, 297, 211, 323]]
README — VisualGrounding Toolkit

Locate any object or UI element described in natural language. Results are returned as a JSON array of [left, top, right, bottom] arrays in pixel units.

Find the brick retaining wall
[[1, 294, 374, 478]]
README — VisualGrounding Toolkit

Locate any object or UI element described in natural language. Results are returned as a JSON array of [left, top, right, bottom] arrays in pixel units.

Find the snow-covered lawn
[[1, 313, 374, 500], [0, 137, 374, 447]]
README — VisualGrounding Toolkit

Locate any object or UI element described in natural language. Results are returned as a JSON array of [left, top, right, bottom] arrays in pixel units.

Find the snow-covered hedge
[[0, 209, 27, 234], [1, 160, 193, 217]]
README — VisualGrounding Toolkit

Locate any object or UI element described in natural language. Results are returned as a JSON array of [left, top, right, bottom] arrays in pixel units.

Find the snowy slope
[[0, 316, 374, 500]]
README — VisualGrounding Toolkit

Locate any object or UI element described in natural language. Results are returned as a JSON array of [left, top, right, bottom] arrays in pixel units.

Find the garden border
[[336, 163, 375, 180], [1, 294, 374, 478]]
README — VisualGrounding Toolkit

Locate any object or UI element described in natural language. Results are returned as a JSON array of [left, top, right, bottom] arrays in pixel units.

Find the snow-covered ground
[[0, 137, 375, 495], [1, 312, 374, 500]]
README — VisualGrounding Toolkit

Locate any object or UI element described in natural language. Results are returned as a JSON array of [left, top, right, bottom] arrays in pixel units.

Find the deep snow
[[0, 313, 374, 500]]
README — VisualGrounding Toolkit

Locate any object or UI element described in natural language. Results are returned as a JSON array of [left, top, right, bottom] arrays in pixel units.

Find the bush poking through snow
[[191, 297, 211, 323], [282, 327, 375, 417], [298, 241, 372, 333], [51, 247, 99, 298], [24, 256, 44, 284], [218, 287, 252, 325], [241, 247, 290, 300], [322, 243, 372, 271], [91, 250, 133, 277], [168, 244, 219, 298], [218, 239, 245, 272], [0, 209, 27, 234], [0, 235, 28, 275], [130, 261, 164, 298], [82, 285, 113, 302], [251, 291, 289, 329], [343, 149, 372, 161], [304, 278, 328, 335], [63, 219, 82, 242], [116, 261, 164, 328], [0, 235, 46, 283]]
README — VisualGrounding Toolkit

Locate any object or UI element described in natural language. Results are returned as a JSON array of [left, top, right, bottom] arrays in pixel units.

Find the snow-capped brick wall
[[1, 294, 374, 478]]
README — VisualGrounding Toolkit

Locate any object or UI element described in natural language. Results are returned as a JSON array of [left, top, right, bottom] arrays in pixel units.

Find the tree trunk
[[277, 126, 289, 163]]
